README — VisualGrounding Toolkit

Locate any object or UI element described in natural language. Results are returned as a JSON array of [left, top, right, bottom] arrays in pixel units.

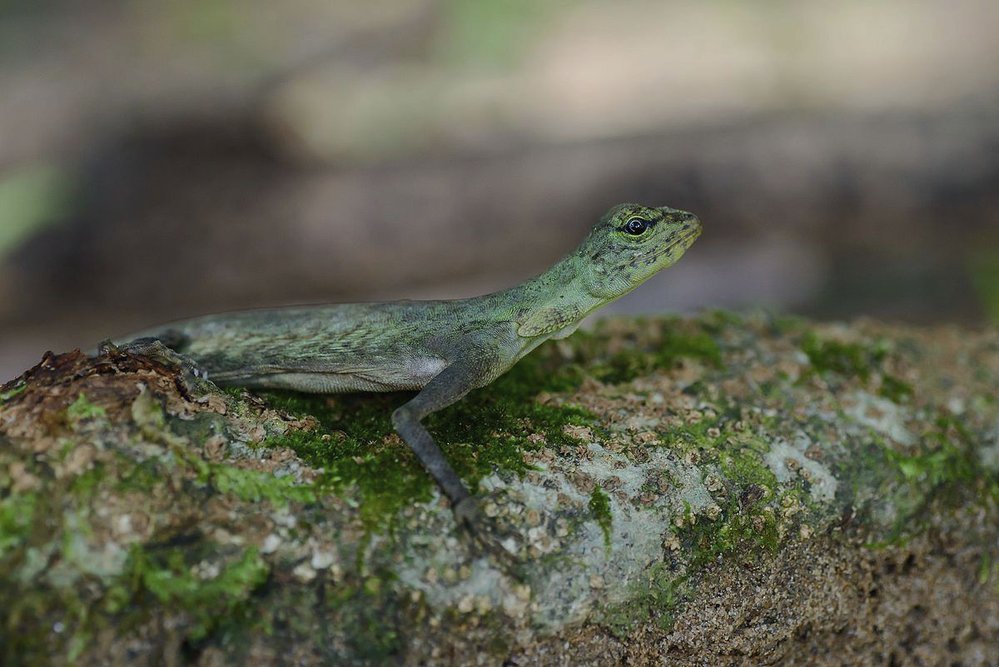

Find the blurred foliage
[[0, 164, 73, 259], [171, 0, 243, 42], [435, 0, 570, 68], [970, 250, 999, 324]]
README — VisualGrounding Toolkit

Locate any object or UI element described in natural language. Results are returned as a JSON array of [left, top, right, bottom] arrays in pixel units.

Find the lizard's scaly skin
[[123, 203, 702, 542]]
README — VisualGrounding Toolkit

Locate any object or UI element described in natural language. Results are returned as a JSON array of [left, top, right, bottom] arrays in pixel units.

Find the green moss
[[979, 553, 998, 586], [109, 545, 269, 641], [717, 435, 779, 491], [1, 450, 101, 663], [601, 480, 785, 637], [654, 329, 722, 369], [0, 380, 26, 403], [210, 464, 318, 506], [589, 345, 653, 385], [767, 312, 809, 335], [122, 391, 316, 510], [659, 418, 727, 463], [688, 510, 779, 569], [885, 415, 997, 503], [259, 390, 438, 530], [600, 562, 688, 637], [66, 393, 106, 423], [2, 480, 120, 663], [112, 457, 162, 493], [699, 309, 746, 332], [69, 467, 104, 500], [848, 414, 999, 546], [580, 323, 722, 385], [321, 568, 407, 661], [886, 442, 975, 489], [165, 434, 319, 508], [801, 332, 917, 405], [602, 424, 794, 631], [0, 491, 37, 558], [879, 374, 914, 403], [588, 486, 613, 548], [260, 342, 595, 530], [801, 332, 886, 382]]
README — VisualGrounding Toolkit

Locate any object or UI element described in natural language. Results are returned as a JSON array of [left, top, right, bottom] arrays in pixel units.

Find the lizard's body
[[158, 262, 601, 392], [122, 203, 701, 543], [164, 298, 533, 393]]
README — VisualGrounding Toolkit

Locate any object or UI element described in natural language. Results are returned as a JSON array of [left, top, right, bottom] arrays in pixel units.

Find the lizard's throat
[[533, 259, 608, 313]]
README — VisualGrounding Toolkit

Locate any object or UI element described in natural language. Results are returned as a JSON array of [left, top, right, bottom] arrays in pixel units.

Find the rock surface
[[1, 313, 997, 665]]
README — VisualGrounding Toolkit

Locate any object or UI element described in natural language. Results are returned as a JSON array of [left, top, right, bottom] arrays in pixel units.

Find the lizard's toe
[[452, 496, 525, 577]]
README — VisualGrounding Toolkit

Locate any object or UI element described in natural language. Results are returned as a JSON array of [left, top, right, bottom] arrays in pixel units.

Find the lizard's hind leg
[[98, 337, 212, 396]]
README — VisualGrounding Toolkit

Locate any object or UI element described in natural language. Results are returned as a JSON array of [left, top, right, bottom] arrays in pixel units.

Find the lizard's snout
[[685, 213, 702, 239], [660, 207, 702, 240]]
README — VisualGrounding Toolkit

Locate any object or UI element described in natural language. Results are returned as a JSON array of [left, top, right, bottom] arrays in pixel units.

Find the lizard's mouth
[[667, 224, 702, 251], [645, 223, 701, 267]]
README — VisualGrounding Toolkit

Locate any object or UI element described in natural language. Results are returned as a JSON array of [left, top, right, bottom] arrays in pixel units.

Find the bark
[[1, 313, 997, 665]]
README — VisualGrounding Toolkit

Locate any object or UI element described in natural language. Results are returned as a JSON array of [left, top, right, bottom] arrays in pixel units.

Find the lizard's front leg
[[392, 400, 470, 510], [391, 357, 516, 559]]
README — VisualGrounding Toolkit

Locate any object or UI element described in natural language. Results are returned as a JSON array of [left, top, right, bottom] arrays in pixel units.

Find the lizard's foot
[[99, 338, 214, 398], [452, 496, 525, 577]]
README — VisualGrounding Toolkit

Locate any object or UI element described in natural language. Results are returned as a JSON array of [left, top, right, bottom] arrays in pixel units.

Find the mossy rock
[[1, 313, 997, 665]]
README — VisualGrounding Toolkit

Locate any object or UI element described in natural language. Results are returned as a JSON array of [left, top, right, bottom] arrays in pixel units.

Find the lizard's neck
[[498, 252, 607, 325]]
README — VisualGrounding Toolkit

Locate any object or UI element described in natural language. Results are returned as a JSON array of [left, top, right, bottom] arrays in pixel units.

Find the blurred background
[[1, 0, 998, 380]]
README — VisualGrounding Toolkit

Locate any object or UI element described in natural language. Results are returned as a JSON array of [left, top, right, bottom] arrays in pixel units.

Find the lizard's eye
[[623, 217, 649, 235]]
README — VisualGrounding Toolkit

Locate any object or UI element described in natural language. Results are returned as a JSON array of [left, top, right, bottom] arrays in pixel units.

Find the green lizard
[[118, 203, 701, 550]]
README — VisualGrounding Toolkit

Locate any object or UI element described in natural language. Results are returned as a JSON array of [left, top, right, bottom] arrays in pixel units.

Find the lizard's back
[[139, 300, 499, 393]]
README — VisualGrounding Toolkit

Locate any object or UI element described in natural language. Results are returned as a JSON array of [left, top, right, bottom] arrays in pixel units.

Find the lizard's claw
[[452, 496, 525, 578]]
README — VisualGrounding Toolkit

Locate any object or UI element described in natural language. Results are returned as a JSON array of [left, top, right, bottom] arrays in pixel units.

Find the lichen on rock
[[1, 313, 997, 665]]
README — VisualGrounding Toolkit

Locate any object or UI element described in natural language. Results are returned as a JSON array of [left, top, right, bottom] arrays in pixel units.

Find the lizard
[[115, 203, 701, 553]]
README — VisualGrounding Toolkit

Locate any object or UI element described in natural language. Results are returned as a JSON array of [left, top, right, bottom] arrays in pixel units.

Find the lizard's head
[[579, 203, 701, 298]]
